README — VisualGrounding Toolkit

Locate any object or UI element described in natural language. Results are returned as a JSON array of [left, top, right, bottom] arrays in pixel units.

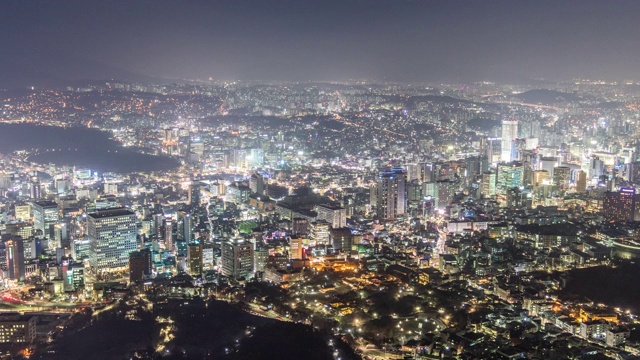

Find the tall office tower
[[315, 204, 347, 228], [291, 218, 310, 236], [590, 157, 605, 180], [465, 156, 487, 179], [188, 182, 201, 208], [177, 211, 193, 244], [501, 120, 519, 162], [253, 247, 269, 274], [420, 162, 435, 183], [221, 237, 254, 281], [405, 164, 421, 182], [603, 188, 637, 222], [484, 138, 502, 164], [87, 208, 137, 271], [553, 166, 571, 190], [422, 182, 438, 207], [29, 176, 41, 199], [329, 227, 354, 253], [376, 168, 407, 220], [152, 213, 164, 240], [496, 162, 524, 193], [187, 241, 203, 276], [164, 218, 174, 251], [310, 220, 331, 246], [249, 173, 266, 195], [129, 248, 152, 282], [14, 205, 30, 222], [202, 244, 215, 271], [406, 180, 423, 202], [627, 162, 640, 185], [53, 222, 70, 249], [369, 183, 378, 208], [480, 172, 497, 197], [576, 170, 588, 192], [436, 181, 455, 210], [30, 200, 59, 240], [539, 157, 558, 178], [533, 170, 550, 189], [496, 162, 524, 207], [5, 236, 25, 282], [289, 236, 303, 260]]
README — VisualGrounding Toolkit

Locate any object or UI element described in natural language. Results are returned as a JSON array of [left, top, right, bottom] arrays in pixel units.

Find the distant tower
[[501, 120, 519, 162]]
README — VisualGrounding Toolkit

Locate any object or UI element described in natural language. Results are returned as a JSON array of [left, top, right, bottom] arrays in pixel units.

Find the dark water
[[558, 263, 640, 313], [0, 123, 180, 173]]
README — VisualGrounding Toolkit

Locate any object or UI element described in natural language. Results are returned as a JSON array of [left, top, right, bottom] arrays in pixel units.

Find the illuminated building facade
[[0, 313, 36, 344], [30, 200, 59, 241], [87, 208, 137, 271], [187, 241, 203, 276], [221, 237, 254, 281], [376, 168, 407, 220], [603, 188, 638, 222], [501, 120, 519, 162]]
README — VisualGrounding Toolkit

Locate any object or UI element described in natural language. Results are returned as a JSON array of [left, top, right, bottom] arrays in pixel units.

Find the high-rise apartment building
[[376, 168, 407, 220]]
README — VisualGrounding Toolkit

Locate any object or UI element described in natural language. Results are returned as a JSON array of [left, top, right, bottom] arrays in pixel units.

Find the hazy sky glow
[[2, 0, 640, 85]]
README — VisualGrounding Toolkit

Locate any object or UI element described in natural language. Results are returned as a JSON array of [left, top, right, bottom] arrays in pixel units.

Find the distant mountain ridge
[[512, 89, 581, 105], [0, 53, 166, 89]]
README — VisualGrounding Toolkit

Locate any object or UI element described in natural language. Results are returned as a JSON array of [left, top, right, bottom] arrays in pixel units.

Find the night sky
[[1, 0, 640, 86]]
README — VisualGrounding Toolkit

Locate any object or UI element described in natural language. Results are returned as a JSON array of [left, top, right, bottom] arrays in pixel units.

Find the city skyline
[[1, 1, 640, 359]]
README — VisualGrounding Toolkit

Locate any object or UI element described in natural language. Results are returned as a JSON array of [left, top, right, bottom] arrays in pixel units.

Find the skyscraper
[[480, 171, 497, 197], [289, 236, 303, 260], [553, 166, 571, 190], [31, 200, 59, 241], [187, 241, 203, 276], [5, 236, 25, 282], [501, 120, 519, 162], [87, 208, 137, 271], [496, 162, 524, 206], [576, 170, 587, 192], [221, 237, 254, 281], [376, 168, 407, 220], [496, 162, 524, 193]]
